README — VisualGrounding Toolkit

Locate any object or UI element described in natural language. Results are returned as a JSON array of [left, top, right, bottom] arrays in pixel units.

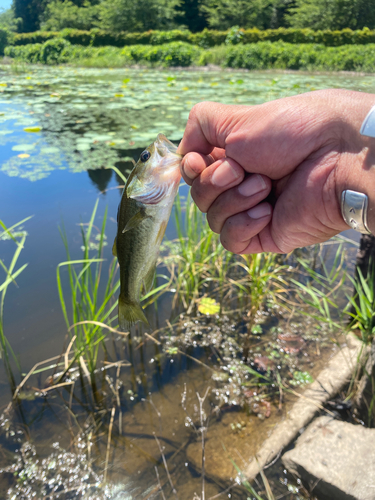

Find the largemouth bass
[[113, 134, 182, 329]]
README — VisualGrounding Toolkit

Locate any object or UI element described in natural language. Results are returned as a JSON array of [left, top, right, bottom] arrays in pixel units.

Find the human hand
[[178, 89, 375, 254]]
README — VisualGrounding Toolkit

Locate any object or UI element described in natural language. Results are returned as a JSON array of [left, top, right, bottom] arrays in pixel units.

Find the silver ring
[[341, 190, 371, 234]]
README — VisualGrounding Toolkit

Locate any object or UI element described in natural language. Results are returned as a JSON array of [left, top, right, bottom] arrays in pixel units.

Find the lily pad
[[12, 144, 35, 152], [40, 147, 60, 154], [24, 126, 42, 133]]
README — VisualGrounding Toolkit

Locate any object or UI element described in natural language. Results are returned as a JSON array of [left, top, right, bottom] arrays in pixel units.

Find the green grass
[[0, 217, 31, 392], [56, 199, 120, 381], [162, 193, 234, 314], [162, 193, 291, 327]]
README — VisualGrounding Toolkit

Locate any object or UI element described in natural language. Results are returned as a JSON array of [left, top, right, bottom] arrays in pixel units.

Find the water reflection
[[87, 167, 113, 193]]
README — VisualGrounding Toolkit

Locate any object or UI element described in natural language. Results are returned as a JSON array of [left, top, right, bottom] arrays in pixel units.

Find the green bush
[[5, 38, 375, 72], [5, 43, 43, 63], [122, 41, 201, 66], [59, 28, 92, 46], [190, 28, 227, 47], [39, 37, 71, 64], [9, 27, 375, 50], [222, 41, 375, 71], [12, 31, 58, 45], [5, 39, 201, 67]]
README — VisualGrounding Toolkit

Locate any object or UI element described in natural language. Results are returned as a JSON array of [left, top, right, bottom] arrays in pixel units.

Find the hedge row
[[5, 39, 201, 66], [9, 27, 375, 49], [6, 38, 375, 72]]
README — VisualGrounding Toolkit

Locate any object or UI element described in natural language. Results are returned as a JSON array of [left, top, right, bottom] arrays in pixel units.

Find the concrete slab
[[282, 416, 375, 500]]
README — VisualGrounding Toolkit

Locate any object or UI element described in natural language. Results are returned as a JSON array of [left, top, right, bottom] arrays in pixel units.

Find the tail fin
[[118, 294, 149, 330]]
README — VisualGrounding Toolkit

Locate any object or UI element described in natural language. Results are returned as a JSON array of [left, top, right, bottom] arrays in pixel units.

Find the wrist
[[333, 92, 375, 234]]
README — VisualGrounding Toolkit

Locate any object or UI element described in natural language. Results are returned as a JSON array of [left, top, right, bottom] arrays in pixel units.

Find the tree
[[287, 0, 375, 30], [0, 8, 21, 31], [98, 0, 181, 32], [200, 0, 293, 30], [41, 0, 100, 31], [175, 0, 208, 32], [13, 0, 44, 32]]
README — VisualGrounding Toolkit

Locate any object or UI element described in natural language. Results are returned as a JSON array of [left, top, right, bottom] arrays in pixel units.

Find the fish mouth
[[155, 133, 181, 158]]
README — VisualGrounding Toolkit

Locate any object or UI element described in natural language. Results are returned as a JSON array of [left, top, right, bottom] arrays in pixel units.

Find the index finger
[[177, 101, 246, 156]]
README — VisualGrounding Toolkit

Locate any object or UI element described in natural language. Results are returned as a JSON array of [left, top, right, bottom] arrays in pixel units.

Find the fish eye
[[140, 150, 151, 162]]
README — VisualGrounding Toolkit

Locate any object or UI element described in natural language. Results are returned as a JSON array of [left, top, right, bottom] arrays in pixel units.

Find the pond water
[[0, 66, 369, 499]]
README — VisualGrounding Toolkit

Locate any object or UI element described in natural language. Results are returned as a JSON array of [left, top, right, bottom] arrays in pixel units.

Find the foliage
[[200, 0, 291, 30], [6, 39, 201, 66], [346, 267, 375, 344], [287, 0, 375, 31], [56, 200, 119, 377], [162, 194, 232, 312], [0, 217, 31, 391], [9, 27, 375, 51], [291, 244, 345, 331], [13, 0, 43, 32], [121, 41, 200, 66], [40, 0, 101, 31], [39, 37, 71, 64], [0, 28, 10, 55], [220, 41, 375, 71], [174, 0, 208, 33], [0, 8, 20, 32], [98, 0, 182, 32], [8, 38, 375, 71], [225, 25, 244, 45]]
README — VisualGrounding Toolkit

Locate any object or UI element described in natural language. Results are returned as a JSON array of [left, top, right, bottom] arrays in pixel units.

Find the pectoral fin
[[127, 176, 167, 205], [122, 210, 150, 234], [143, 262, 156, 294]]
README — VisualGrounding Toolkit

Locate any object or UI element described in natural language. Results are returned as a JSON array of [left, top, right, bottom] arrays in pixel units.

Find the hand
[[178, 89, 375, 254]]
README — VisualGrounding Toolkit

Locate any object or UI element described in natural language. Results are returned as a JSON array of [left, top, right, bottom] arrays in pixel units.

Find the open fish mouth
[[155, 133, 180, 157]]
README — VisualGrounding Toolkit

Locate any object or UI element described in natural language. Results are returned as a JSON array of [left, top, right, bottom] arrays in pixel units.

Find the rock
[[353, 339, 375, 424], [282, 416, 375, 500], [244, 334, 366, 480]]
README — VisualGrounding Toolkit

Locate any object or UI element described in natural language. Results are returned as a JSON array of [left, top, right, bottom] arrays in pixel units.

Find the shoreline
[[2, 59, 375, 77]]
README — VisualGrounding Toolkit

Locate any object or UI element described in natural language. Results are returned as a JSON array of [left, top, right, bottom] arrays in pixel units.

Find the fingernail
[[183, 157, 195, 180], [247, 204, 271, 219], [238, 175, 267, 197], [211, 160, 241, 187]]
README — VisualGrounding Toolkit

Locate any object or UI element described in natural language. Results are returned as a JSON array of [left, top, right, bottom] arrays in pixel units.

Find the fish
[[113, 133, 182, 329]]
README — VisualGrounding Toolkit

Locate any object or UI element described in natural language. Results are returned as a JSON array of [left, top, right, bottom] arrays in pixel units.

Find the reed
[[0, 217, 31, 392], [163, 193, 233, 314], [346, 265, 375, 345], [56, 199, 120, 378], [291, 242, 346, 331]]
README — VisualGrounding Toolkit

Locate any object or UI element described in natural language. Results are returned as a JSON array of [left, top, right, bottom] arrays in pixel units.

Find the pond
[[0, 66, 369, 499]]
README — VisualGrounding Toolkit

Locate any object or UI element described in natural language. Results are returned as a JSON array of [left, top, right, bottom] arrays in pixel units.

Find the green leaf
[[198, 297, 220, 315]]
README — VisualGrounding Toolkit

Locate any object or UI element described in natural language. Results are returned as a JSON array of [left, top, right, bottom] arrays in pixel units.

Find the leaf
[[251, 324, 263, 335], [198, 297, 220, 315]]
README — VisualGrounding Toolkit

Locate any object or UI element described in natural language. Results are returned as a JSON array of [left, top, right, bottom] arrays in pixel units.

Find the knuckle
[[190, 185, 207, 214], [206, 211, 221, 233]]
